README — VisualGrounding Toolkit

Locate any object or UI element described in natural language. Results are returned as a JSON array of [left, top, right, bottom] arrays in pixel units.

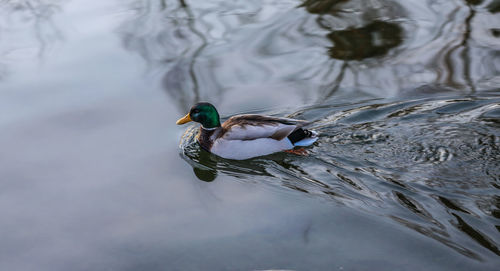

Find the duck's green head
[[176, 102, 221, 129]]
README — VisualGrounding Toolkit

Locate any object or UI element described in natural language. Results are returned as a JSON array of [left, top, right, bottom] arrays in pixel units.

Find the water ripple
[[180, 93, 500, 260]]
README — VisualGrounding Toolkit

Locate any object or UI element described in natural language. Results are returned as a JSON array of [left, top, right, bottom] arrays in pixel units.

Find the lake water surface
[[1, 0, 499, 270]]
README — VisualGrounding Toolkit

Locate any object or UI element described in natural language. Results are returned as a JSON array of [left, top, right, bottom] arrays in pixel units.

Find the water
[[0, 0, 499, 270]]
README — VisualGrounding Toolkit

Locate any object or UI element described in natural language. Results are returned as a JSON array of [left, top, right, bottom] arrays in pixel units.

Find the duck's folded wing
[[221, 115, 308, 141]]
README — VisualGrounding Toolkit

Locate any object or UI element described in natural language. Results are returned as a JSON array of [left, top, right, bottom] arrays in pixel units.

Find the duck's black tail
[[287, 128, 316, 144]]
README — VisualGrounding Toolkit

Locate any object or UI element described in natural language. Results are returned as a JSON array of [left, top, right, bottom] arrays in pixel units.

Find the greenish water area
[[1, 0, 499, 270]]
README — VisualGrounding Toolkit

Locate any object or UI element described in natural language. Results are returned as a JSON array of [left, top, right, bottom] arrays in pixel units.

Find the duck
[[176, 102, 318, 160]]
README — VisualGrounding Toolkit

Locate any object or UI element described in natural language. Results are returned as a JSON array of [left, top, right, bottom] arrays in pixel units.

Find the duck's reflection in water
[[180, 144, 276, 184], [180, 149, 218, 182]]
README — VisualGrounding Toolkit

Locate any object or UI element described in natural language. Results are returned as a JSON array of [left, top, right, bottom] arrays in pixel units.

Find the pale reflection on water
[[0, 0, 499, 270]]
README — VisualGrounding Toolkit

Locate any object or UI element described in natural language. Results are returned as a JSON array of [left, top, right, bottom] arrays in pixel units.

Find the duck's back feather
[[220, 114, 308, 141]]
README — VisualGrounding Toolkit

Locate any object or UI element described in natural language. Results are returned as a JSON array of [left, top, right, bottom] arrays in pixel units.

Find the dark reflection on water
[[300, 0, 349, 14], [326, 21, 403, 60], [181, 93, 500, 260], [490, 0, 500, 12]]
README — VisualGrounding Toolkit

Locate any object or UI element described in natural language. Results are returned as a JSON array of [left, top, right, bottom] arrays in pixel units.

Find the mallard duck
[[176, 102, 318, 160]]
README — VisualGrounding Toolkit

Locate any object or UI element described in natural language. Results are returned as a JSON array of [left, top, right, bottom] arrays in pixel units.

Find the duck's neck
[[197, 126, 221, 151]]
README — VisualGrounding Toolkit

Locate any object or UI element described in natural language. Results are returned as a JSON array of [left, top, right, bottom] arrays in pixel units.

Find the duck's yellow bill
[[176, 114, 192, 125]]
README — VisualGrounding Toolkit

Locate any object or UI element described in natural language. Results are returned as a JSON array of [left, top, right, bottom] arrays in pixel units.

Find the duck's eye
[[192, 109, 199, 114]]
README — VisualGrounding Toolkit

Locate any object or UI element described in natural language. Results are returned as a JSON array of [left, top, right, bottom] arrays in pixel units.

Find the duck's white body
[[199, 116, 318, 160], [211, 135, 295, 160]]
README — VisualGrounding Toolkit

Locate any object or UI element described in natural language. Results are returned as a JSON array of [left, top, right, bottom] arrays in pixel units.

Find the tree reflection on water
[[118, 0, 216, 112], [117, 0, 499, 110], [301, 0, 500, 96], [326, 21, 403, 60], [0, 0, 64, 80]]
